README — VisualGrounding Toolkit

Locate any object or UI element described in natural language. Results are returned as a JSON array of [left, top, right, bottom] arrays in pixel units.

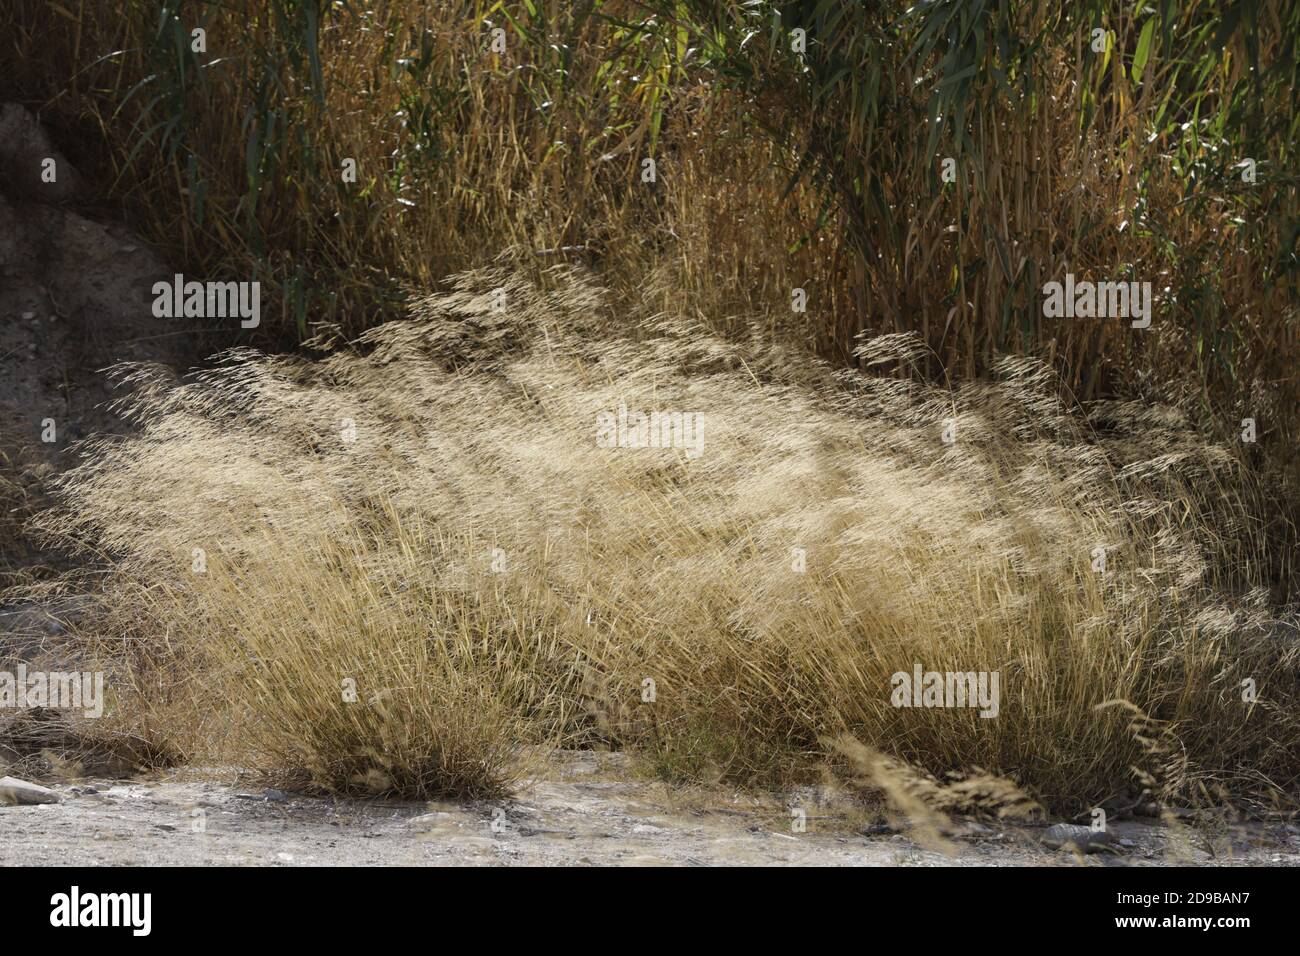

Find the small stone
[[0, 776, 61, 805], [1042, 823, 1117, 853], [411, 812, 451, 826]]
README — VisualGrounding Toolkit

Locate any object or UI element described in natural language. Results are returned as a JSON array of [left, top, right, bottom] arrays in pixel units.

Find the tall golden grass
[[9, 2, 1291, 405], [5, 1, 1294, 587], [669, 0, 1299, 393], [33, 265, 1299, 810], [2, 0, 1296, 815], [0, 0, 825, 349]]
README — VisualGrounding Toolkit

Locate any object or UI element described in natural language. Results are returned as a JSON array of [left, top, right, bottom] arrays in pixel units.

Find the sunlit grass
[[35, 267, 1300, 810]]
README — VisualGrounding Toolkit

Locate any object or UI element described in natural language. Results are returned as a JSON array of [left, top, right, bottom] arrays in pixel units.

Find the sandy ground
[[3, 752, 1297, 867]]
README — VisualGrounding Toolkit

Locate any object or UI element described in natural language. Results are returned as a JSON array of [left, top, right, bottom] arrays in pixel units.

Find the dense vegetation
[[3, 1, 1296, 812]]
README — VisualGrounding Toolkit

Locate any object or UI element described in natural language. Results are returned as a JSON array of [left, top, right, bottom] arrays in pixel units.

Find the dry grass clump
[[35, 266, 1300, 811], [0, 705, 178, 783], [831, 737, 1043, 851], [4, 1, 1294, 576]]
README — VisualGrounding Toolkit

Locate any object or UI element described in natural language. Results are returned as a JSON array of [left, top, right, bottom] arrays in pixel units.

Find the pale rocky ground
[[3, 752, 1298, 867]]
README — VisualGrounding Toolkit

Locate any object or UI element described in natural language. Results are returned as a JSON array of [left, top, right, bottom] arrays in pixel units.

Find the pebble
[[0, 776, 61, 806], [1042, 823, 1117, 853]]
